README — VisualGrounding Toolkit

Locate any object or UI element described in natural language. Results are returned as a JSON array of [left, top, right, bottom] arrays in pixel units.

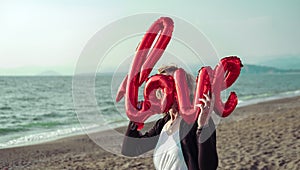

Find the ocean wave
[[0, 127, 28, 135], [0, 126, 84, 149], [0, 106, 12, 110], [42, 112, 64, 118], [21, 121, 64, 128], [99, 106, 118, 115], [237, 89, 300, 107]]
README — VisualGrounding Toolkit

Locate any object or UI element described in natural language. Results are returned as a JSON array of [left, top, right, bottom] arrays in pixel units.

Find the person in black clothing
[[122, 65, 218, 170]]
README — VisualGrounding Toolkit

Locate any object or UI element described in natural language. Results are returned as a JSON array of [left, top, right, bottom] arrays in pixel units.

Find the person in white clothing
[[122, 65, 218, 170]]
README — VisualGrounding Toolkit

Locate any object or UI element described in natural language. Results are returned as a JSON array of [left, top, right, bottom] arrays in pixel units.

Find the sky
[[0, 0, 299, 75]]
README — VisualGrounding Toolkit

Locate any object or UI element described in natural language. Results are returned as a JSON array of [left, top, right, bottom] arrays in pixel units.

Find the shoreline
[[1, 96, 300, 169], [1, 93, 299, 150]]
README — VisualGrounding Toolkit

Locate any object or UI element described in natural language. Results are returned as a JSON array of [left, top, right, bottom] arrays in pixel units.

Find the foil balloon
[[212, 56, 243, 117], [173, 67, 213, 124], [174, 57, 242, 123], [115, 16, 243, 130], [116, 17, 175, 129]]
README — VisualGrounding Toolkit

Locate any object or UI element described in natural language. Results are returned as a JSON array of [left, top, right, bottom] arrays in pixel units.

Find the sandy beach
[[0, 96, 299, 170]]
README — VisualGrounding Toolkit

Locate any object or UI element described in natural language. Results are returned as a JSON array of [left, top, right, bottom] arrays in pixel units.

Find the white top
[[153, 118, 188, 170]]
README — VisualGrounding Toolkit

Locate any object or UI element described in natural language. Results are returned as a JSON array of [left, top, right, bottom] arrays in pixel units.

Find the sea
[[0, 73, 300, 149]]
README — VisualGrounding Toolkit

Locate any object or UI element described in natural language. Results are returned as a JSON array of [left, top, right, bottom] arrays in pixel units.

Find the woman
[[122, 65, 218, 170]]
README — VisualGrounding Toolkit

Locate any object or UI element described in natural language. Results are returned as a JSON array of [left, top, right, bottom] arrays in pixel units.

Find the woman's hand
[[196, 94, 214, 129]]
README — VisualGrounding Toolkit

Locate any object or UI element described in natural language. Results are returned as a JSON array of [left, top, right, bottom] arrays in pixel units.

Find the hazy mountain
[[259, 56, 300, 70], [241, 64, 300, 74], [0, 66, 73, 76], [37, 70, 61, 76]]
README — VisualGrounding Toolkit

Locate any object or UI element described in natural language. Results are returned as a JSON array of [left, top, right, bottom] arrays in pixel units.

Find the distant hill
[[241, 64, 300, 74], [37, 70, 61, 76], [186, 63, 300, 76], [259, 56, 300, 70]]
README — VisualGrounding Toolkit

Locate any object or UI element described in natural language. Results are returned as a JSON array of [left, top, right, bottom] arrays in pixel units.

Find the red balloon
[[139, 17, 174, 85], [115, 16, 243, 129], [173, 67, 213, 124], [174, 57, 242, 123], [115, 17, 175, 125], [115, 75, 127, 103], [212, 56, 242, 117], [144, 74, 175, 113]]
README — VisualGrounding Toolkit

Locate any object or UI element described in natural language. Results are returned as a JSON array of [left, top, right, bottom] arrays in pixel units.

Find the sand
[[0, 96, 299, 170]]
